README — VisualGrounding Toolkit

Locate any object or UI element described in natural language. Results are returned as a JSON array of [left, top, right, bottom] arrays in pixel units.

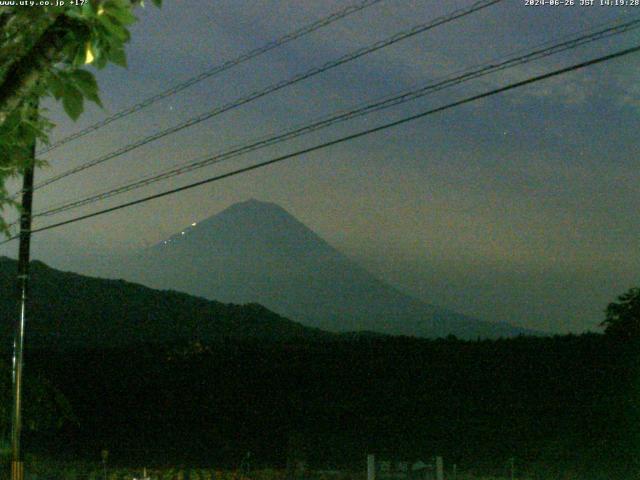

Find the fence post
[[435, 457, 443, 480], [367, 455, 375, 480]]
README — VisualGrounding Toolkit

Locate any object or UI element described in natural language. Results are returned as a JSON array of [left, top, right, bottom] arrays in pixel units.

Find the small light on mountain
[[181, 231, 185, 235], [192, 222, 197, 227]]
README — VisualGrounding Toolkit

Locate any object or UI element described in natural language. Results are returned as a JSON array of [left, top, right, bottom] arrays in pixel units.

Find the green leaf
[[61, 84, 84, 121], [97, 15, 130, 42], [70, 69, 103, 107], [72, 45, 87, 67], [109, 46, 127, 67], [88, 36, 103, 61], [47, 73, 65, 100], [64, 8, 85, 20], [103, 1, 137, 26], [81, 0, 95, 17], [152, 0, 162, 6], [0, 109, 22, 135], [93, 53, 109, 69]]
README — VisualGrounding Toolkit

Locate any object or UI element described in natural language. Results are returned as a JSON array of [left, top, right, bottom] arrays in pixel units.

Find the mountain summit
[[119, 199, 534, 339]]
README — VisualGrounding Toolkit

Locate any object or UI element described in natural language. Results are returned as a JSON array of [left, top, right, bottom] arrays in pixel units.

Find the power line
[[30, 16, 640, 220], [35, 16, 640, 216], [1, 43, 636, 245], [36, 0, 387, 155], [29, 0, 503, 194]]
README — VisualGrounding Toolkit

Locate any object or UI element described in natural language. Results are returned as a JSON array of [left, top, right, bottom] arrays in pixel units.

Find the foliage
[[22, 333, 636, 477], [0, 0, 162, 236], [0, 259, 636, 476], [0, 360, 76, 442], [601, 287, 640, 340], [0, 257, 330, 349]]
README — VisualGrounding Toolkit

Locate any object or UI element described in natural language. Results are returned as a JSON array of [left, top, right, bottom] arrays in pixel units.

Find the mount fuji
[[110, 199, 536, 339]]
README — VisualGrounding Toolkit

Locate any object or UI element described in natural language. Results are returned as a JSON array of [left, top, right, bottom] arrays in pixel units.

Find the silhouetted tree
[[601, 287, 640, 340]]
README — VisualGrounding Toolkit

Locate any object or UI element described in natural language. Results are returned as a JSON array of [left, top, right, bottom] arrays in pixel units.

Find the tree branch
[[0, 13, 71, 125], [0, 10, 59, 83], [0, 8, 12, 30]]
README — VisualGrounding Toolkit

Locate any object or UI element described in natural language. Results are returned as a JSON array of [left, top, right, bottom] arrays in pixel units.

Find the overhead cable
[[37, 0, 387, 155], [31, 17, 640, 219], [29, 0, 503, 193], [0, 43, 634, 245]]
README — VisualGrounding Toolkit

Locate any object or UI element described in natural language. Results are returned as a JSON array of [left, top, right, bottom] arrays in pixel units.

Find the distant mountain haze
[[111, 199, 537, 339]]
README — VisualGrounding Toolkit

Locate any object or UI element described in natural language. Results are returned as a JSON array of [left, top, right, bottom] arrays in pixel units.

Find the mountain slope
[[0, 256, 330, 349], [116, 199, 535, 339]]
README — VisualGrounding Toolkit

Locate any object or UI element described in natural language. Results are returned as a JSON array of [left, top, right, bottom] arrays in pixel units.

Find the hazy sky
[[2, 0, 639, 333]]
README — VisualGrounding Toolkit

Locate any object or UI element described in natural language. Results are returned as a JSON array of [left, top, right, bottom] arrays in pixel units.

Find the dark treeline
[[18, 333, 640, 478]]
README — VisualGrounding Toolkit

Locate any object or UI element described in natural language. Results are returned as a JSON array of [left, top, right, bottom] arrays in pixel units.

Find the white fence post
[[367, 455, 375, 480]]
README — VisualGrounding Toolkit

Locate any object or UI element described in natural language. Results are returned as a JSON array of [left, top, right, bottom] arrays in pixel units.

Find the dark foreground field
[[5, 333, 638, 479]]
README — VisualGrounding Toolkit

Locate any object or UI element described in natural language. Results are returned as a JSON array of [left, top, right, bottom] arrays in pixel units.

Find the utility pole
[[10, 101, 36, 480]]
